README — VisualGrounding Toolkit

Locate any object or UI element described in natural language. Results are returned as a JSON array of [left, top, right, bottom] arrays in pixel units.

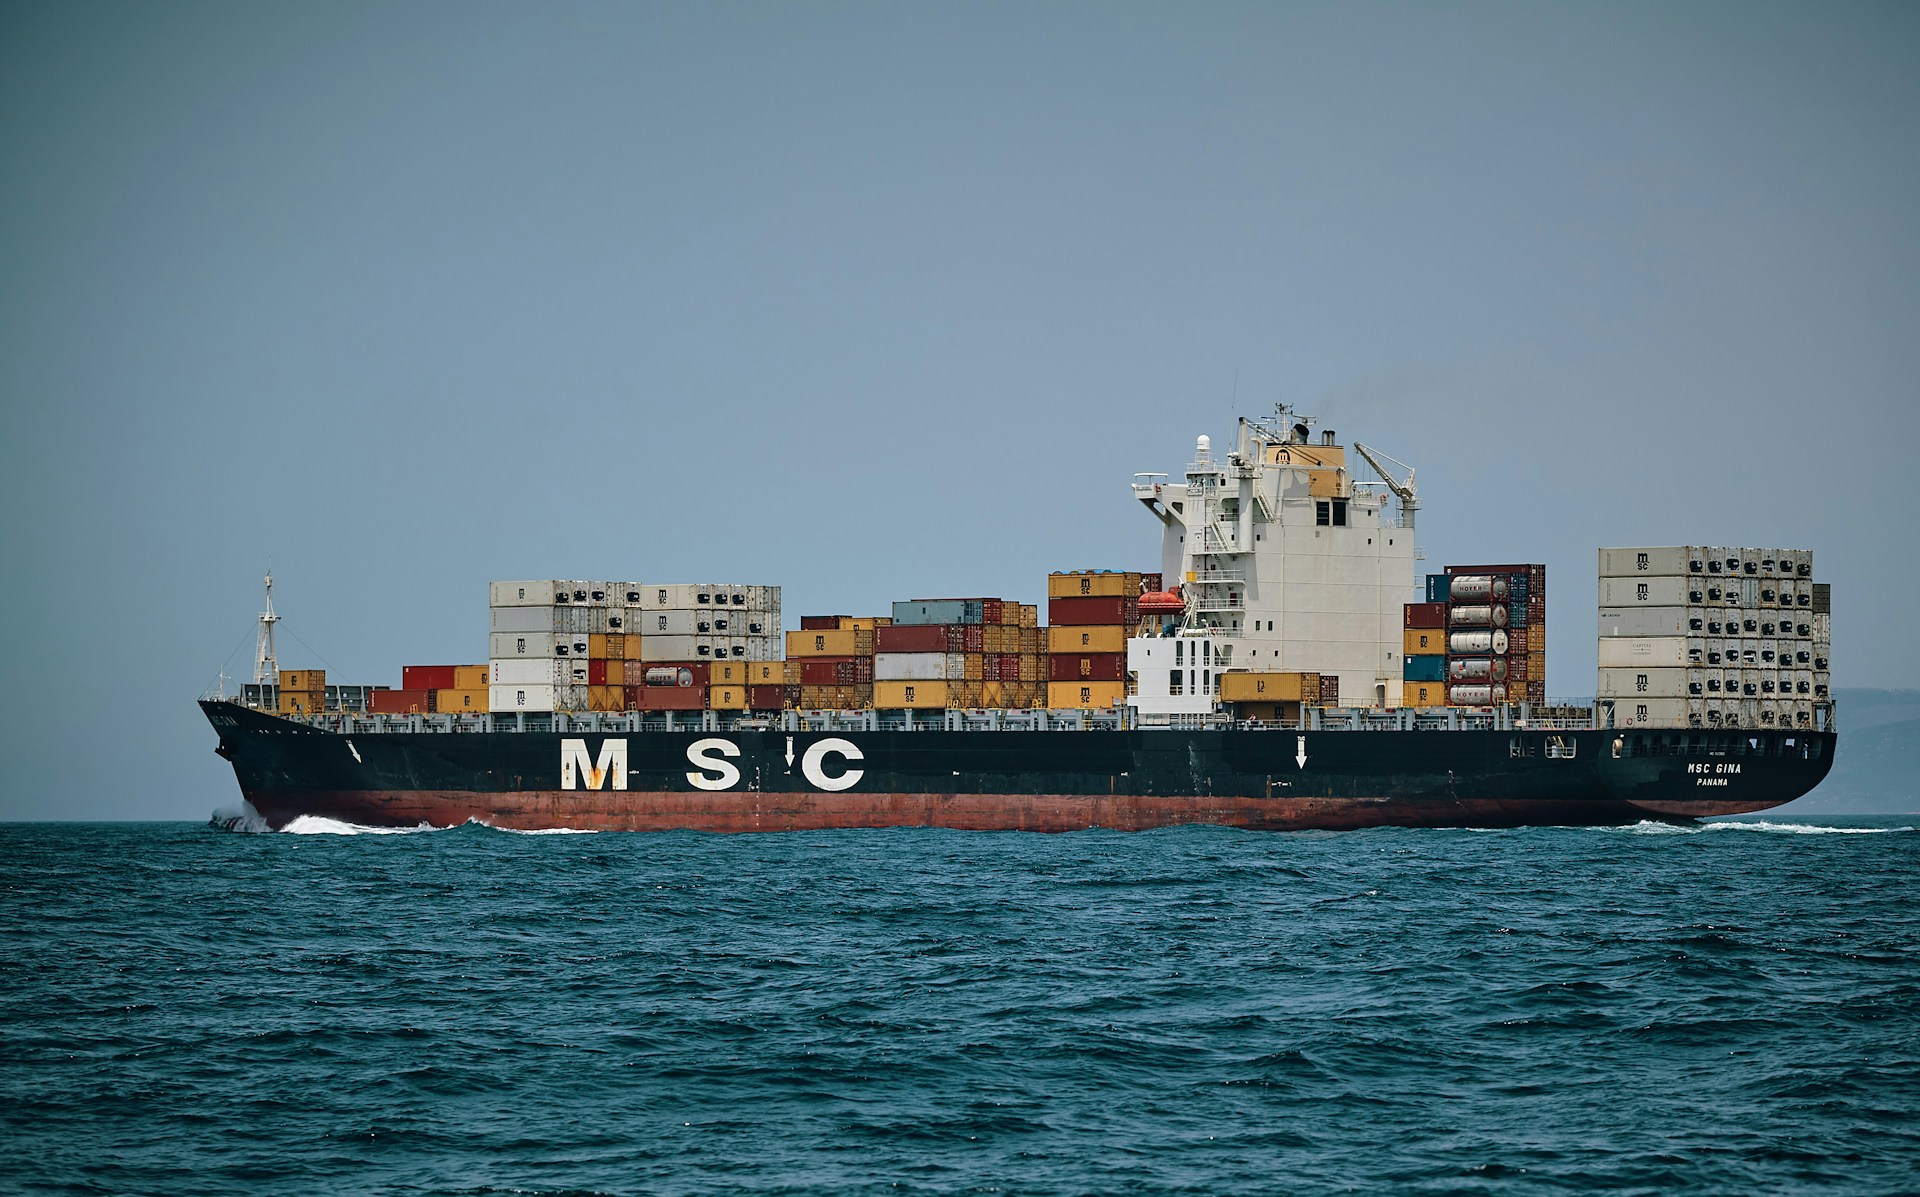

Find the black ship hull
[[201, 701, 1833, 832]]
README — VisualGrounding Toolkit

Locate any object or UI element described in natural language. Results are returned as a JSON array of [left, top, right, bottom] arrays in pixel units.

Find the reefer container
[[1598, 637, 1692, 668], [1597, 607, 1694, 639], [1599, 576, 1698, 607], [488, 683, 588, 712], [489, 580, 563, 608], [1597, 667, 1690, 697], [489, 632, 590, 659], [489, 658, 570, 686], [1597, 547, 1706, 578]]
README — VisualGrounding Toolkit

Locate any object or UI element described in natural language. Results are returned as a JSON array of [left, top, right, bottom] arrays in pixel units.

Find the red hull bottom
[[241, 788, 1788, 832]]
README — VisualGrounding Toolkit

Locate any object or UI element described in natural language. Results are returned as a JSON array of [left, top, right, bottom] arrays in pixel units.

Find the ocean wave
[[1605, 819, 1911, 836], [278, 815, 448, 835]]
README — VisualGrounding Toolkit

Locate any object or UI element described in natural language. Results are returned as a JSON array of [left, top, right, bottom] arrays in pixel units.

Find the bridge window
[[1316, 501, 1331, 526], [1332, 499, 1347, 526]]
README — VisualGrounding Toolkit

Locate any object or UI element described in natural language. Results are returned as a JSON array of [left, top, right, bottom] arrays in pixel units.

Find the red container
[[749, 684, 786, 710], [877, 624, 964, 653], [800, 615, 842, 630], [401, 665, 457, 690], [801, 658, 856, 685], [370, 688, 434, 714], [1048, 653, 1125, 682], [1048, 596, 1134, 626], [587, 659, 609, 685], [629, 684, 706, 710], [1320, 676, 1340, 707], [1404, 602, 1447, 629]]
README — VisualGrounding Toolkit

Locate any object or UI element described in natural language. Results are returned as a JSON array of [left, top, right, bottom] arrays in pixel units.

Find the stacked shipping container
[[1596, 546, 1826, 729], [1445, 564, 1547, 707], [488, 580, 781, 712], [788, 617, 884, 710], [1046, 571, 1153, 709], [873, 599, 1041, 709], [275, 668, 326, 715]]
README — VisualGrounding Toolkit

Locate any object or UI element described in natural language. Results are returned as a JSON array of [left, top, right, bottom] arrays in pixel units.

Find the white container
[[1448, 630, 1509, 655], [490, 580, 561, 607], [1612, 697, 1703, 728], [489, 658, 569, 686], [489, 632, 591, 659], [1598, 576, 1701, 607], [487, 683, 588, 712], [491, 605, 576, 633], [1596, 606, 1696, 638], [1598, 667, 1690, 697], [639, 635, 707, 662], [1597, 637, 1692, 668], [1597, 546, 1705, 578], [643, 610, 701, 636], [874, 651, 968, 680]]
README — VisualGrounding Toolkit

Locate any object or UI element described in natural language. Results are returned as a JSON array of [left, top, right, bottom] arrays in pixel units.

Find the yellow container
[[276, 690, 323, 715], [1017, 604, 1038, 629], [1048, 572, 1139, 599], [744, 661, 781, 684], [279, 669, 325, 691], [873, 679, 951, 709], [786, 629, 870, 657], [435, 687, 490, 712], [964, 653, 984, 680], [980, 680, 1006, 708], [1403, 628, 1444, 656], [1220, 672, 1318, 703], [588, 685, 622, 712], [452, 665, 489, 690], [708, 685, 748, 710], [1047, 681, 1126, 710], [710, 661, 749, 686], [1049, 625, 1127, 654], [1405, 682, 1447, 708], [782, 660, 806, 685], [589, 633, 628, 660]]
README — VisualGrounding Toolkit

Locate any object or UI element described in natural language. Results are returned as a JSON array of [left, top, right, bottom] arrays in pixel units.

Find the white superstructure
[[1128, 405, 1417, 719]]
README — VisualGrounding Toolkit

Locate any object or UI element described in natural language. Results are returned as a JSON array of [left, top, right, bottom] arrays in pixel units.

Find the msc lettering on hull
[[561, 737, 869, 793], [561, 739, 628, 790]]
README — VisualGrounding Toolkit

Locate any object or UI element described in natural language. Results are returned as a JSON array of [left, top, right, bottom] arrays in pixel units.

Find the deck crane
[[1353, 442, 1418, 530]]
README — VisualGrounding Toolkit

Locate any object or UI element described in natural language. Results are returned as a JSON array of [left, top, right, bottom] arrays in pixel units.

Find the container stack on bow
[[1596, 547, 1826, 730]]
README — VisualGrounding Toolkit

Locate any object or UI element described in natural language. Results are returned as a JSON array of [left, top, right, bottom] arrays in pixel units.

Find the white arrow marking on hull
[[1295, 736, 1308, 769], [346, 739, 362, 764], [784, 736, 795, 768]]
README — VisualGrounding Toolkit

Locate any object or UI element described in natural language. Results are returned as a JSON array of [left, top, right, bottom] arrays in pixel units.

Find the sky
[[2, 1, 1915, 819]]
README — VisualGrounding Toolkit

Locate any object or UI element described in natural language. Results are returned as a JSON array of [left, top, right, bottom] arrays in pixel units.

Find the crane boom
[[1353, 442, 1418, 529]]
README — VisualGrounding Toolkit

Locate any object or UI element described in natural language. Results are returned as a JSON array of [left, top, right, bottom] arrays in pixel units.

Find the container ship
[[202, 405, 1835, 832]]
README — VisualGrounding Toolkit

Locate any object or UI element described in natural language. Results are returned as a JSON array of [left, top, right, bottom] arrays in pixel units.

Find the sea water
[[2, 818, 1917, 1194]]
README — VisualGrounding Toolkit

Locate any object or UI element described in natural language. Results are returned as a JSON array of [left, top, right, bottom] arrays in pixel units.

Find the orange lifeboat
[[1137, 589, 1185, 613]]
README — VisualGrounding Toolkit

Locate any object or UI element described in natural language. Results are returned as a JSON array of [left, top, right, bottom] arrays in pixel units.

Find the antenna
[[253, 571, 280, 685]]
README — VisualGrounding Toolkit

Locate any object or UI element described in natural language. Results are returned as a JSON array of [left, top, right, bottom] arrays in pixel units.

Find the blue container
[[1509, 606, 1530, 628], [1403, 654, 1447, 682], [1425, 574, 1449, 603], [891, 599, 985, 626]]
